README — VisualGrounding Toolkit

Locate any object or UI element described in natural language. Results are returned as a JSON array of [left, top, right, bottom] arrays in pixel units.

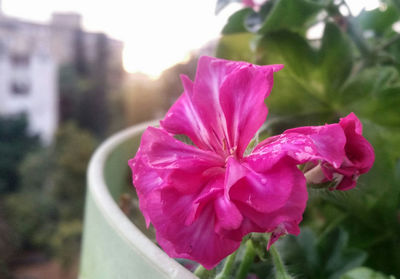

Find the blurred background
[[0, 0, 399, 278]]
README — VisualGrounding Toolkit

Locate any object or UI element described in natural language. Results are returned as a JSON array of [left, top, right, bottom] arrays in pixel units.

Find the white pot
[[80, 121, 197, 279]]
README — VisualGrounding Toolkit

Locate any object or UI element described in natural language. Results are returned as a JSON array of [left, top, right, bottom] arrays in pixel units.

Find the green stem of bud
[[215, 250, 238, 279], [235, 239, 256, 279], [269, 244, 293, 279], [194, 265, 215, 279]]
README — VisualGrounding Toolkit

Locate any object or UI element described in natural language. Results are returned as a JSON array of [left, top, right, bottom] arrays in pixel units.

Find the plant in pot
[[80, 0, 400, 278]]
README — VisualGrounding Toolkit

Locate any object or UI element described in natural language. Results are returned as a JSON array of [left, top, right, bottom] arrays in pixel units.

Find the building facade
[[0, 8, 123, 144]]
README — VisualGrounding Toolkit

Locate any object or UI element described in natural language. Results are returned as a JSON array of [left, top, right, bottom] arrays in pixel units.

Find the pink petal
[[192, 57, 283, 157], [214, 194, 243, 231], [146, 187, 241, 269], [128, 153, 161, 226], [161, 56, 283, 157], [250, 133, 316, 171], [285, 113, 374, 191], [243, 0, 256, 8], [219, 65, 281, 157], [186, 175, 225, 226], [219, 158, 307, 243], [283, 123, 347, 168], [129, 126, 225, 224], [243, 0, 267, 10], [160, 76, 214, 151], [236, 160, 307, 236], [339, 113, 374, 173], [334, 113, 375, 190], [248, 123, 346, 177], [227, 157, 294, 213], [340, 112, 363, 134]]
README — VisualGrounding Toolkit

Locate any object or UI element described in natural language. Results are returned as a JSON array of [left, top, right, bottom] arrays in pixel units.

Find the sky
[[2, 0, 380, 77], [2, 0, 239, 78]]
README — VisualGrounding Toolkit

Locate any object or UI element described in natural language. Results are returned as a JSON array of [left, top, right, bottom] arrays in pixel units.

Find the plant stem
[[327, 2, 372, 58], [269, 245, 293, 279], [377, 34, 400, 51], [235, 240, 256, 279], [194, 265, 215, 279], [216, 251, 238, 279]]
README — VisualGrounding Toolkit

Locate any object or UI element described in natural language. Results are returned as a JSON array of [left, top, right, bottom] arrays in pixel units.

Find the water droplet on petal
[[261, 178, 267, 184]]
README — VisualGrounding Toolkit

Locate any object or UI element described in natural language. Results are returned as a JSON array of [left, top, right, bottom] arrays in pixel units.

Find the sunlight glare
[[2, 0, 238, 77]]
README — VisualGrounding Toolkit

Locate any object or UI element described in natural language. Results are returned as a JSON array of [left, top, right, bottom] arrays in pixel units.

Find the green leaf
[[328, 250, 368, 279], [339, 66, 400, 105], [257, 31, 317, 81], [356, 5, 399, 35], [258, 0, 323, 34], [367, 87, 400, 127], [279, 228, 366, 279], [256, 32, 331, 115], [319, 22, 353, 94], [341, 267, 397, 279], [216, 33, 256, 62], [222, 8, 253, 35]]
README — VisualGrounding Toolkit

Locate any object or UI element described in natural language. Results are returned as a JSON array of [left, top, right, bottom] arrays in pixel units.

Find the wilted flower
[[129, 56, 374, 269]]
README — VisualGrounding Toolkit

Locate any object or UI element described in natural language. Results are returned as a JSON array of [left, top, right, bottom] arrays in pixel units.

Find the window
[[10, 80, 30, 95], [9, 53, 31, 95]]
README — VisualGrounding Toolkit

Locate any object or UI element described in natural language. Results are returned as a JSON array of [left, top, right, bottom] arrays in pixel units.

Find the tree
[[3, 122, 96, 265], [0, 114, 39, 193], [59, 31, 114, 138]]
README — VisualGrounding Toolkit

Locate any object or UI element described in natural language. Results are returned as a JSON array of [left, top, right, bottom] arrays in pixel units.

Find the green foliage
[[357, 5, 399, 36], [0, 115, 39, 193], [50, 219, 83, 267], [222, 8, 253, 34], [278, 228, 366, 279], [341, 267, 397, 279], [218, 0, 400, 277], [59, 31, 118, 138], [3, 123, 96, 265], [319, 22, 353, 93], [217, 33, 256, 62], [258, 0, 323, 34]]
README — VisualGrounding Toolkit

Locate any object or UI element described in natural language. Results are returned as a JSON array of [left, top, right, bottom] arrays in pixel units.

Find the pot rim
[[87, 120, 196, 278]]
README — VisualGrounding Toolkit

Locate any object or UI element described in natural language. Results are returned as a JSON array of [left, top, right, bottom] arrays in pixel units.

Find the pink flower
[[285, 113, 375, 190], [128, 56, 372, 268], [243, 0, 256, 8], [243, 0, 267, 10]]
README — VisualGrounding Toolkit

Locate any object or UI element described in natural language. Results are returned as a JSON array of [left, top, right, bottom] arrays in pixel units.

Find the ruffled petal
[[282, 123, 347, 168], [128, 152, 161, 226], [160, 76, 213, 151], [339, 113, 374, 173], [214, 194, 243, 232], [219, 64, 282, 157], [129, 127, 224, 197], [146, 187, 241, 269], [236, 160, 307, 238], [218, 158, 307, 244], [334, 113, 375, 190], [248, 123, 346, 178], [283, 113, 374, 191], [162, 56, 283, 157], [340, 112, 363, 134], [226, 157, 294, 213]]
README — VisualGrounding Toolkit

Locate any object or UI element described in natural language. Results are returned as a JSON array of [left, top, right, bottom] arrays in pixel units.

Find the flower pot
[[79, 121, 197, 279]]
